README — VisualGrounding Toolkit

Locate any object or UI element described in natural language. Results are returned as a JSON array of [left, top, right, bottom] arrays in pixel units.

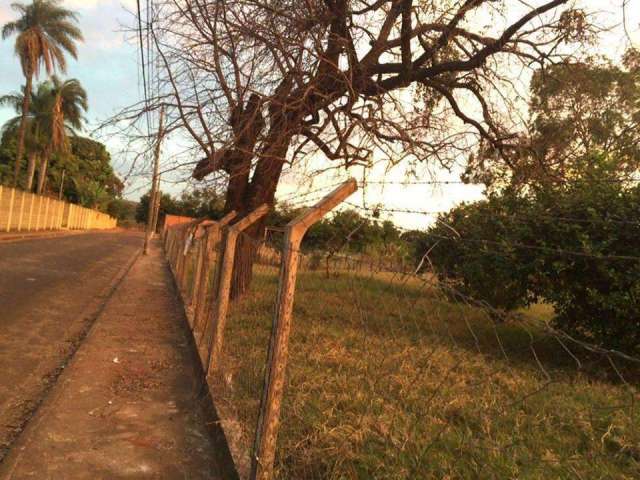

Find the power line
[[345, 201, 640, 227], [135, 0, 150, 137], [424, 231, 640, 262], [342, 204, 640, 262]]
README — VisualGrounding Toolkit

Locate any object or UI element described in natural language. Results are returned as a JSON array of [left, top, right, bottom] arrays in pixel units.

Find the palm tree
[[0, 77, 87, 193], [0, 84, 51, 190], [36, 76, 88, 194], [2, 0, 83, 187]]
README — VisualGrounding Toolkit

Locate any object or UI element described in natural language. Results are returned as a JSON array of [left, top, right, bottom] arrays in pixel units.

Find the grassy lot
[[215, 267, 639, 479]]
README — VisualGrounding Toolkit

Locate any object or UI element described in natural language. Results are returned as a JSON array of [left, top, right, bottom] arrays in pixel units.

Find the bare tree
[[114, 0, 591, 294]]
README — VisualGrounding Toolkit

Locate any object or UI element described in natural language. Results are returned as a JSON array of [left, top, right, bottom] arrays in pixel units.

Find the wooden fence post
[[205, 204, 270, 374], [192, 212, 237, 342], [250, 179, 357, 480], [58, 201, 64, 229]]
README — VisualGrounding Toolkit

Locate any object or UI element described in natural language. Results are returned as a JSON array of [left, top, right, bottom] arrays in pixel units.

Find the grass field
[[213, 266, 639, 479]]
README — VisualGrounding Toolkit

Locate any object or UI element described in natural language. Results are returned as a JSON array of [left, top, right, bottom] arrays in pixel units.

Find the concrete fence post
[[36, 196, 43, 231], [17, 191, 26, 231], [250, 179, 357, 480], [191, 212, 237, 342], [44, 198, 51, 230], [205, 204, 270, 375], [176, 224, 195, 291], [188, 235, 205, 309], [6, 188, 16, 232], [27, 194, 35, 230]]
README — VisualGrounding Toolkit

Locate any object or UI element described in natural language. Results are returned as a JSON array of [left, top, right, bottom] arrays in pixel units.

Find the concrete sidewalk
[[0, 240, 227, 479]]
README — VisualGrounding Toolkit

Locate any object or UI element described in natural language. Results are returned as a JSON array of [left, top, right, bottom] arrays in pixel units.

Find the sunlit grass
[[216, 267, 639, 479]]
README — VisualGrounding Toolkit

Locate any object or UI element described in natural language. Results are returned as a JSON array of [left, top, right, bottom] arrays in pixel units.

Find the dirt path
[[0, 232, 143, 458], [0, 239, 226, 479]]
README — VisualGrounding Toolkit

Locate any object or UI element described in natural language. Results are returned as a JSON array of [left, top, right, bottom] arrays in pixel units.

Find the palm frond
[[3, 0, 83, 77]]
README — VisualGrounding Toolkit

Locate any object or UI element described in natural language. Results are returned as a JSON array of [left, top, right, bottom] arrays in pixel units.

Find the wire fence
[[163, 181, 639, 480], [0, 185, 117, 232]]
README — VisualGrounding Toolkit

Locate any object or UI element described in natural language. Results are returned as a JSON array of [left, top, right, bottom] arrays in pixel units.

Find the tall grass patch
[[219, 267, 639, 479]]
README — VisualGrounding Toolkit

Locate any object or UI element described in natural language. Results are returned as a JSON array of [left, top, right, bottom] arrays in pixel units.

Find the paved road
[[0, 231, 142, 457]]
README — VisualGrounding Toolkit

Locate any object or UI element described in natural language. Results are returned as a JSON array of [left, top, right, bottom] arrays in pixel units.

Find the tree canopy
[[114, 1, 590, 215], [466, 52, 640, 190]]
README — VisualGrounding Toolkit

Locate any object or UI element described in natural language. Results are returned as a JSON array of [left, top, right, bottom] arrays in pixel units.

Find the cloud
[[0, 5, 14, 25], [63, 0, 137, 10]]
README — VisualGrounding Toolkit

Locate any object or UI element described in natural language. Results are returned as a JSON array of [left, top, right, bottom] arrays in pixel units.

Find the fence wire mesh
[[210, 229, 285, 477], [267, 235, 640, 479], [164, 207, 640, 480]]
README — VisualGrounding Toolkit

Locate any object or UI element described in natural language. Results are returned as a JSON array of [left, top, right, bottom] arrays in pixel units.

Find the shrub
[[425, 161, 640, 353]]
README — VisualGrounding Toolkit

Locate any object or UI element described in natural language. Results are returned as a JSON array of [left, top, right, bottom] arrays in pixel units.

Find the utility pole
[[143, 105, 165, 255], [150, 174, 162, 234]]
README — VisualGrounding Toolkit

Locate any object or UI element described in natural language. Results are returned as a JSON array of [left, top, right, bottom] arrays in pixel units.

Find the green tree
[[54, 136, 123, 206], [36, 76, 88, 194], [1, 0, 82, 186], [1, 82, 54, 189], [135, 191, 179, 224], [467, 53, 640, 190], [175, 187, 225, 219], [107, 198, 137, 226], [425, 194, 538, 314]]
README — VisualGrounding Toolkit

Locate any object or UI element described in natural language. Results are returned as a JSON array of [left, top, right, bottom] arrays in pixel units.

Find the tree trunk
[[25, 152, 37, 191], [227, 131, 293, 298], [13, 73, 33, 187], [36, 154, 48, 195]]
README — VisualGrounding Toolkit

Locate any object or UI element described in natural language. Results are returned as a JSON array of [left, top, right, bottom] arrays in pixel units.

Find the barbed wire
[[344, 201, 640, 227], [164, 205, 640, 480]]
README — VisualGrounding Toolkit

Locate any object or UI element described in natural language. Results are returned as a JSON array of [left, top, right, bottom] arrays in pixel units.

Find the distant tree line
[[135, 187, 227, 225]]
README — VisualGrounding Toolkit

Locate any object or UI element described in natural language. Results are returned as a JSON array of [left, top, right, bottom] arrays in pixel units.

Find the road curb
[[0, 229, 117, 244]]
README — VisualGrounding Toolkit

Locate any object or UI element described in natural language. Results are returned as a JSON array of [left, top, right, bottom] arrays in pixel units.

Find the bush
[[426, 195, 538, 313], [532, 177, 640, 353], [426, 162, 640, 353]]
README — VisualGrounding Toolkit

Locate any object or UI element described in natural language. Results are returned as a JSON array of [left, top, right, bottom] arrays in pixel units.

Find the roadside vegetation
[[217, 267, 639, 479]]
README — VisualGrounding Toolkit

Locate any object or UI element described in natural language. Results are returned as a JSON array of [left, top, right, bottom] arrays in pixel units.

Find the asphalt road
[[0, 231, 142, 457]]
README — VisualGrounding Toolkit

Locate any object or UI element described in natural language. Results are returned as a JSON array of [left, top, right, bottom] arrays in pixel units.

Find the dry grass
[[215, 267, 639, 479]]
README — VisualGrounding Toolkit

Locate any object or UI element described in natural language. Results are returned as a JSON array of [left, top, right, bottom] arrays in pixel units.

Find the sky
[[1, 0, 639, 229]]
